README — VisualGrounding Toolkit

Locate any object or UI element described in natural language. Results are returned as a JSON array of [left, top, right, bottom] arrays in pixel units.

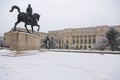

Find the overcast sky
[[0, 0, 120, 36]]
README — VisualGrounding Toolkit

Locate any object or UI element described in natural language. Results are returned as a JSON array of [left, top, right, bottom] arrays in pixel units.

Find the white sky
[[0, 0, 120, 36]]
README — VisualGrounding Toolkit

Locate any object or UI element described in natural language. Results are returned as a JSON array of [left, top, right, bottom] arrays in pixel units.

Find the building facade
[[48, 25, 120, 49]]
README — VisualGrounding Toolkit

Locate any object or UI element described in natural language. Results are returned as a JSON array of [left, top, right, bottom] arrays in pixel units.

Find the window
[[66, 40, 69, 43], [59, 39, 61, 44], [85, 39, 87, 44], [77, 36, 79, 38], [81, 39, 83, 44], [93, 35, 96, 38], [77, 39, 79, 44], [80, 46, 82, 49], [84, 35, 87, 38], [84, 46, 87, 49], [62, 45, 63, 48], [73, 36, 75, 38], [76, 45, 79, 49], [89, 46, 91, 48], [59, 45, 61, 49], [93, 39, 96, 43], [88, 35, 91, 38], [89, 39, 91, 44], [62, 40, 64, 44], [80, 35, 83, 38], [73, 39, 75, 44]]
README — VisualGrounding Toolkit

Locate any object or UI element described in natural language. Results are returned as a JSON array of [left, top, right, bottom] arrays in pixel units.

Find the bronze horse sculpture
[[10, 5, 40, 33]]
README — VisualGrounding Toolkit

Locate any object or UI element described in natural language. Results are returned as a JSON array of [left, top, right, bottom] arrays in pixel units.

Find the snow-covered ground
[[0, 49, 120, 80]]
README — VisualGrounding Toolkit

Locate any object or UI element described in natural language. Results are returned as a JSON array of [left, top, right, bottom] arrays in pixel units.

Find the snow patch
[[0, 49, 120, 80]]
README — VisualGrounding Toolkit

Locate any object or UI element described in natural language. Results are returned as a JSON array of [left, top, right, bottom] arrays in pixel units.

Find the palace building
[[48, 25, 120, 49], [4, 25, 120, 49]]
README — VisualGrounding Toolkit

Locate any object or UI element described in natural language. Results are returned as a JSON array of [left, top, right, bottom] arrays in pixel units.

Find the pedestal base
[[8, 32, 40, 51]]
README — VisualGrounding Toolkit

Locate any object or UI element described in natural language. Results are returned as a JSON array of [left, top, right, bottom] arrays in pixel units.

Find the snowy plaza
[[0, 49, 120, 80]]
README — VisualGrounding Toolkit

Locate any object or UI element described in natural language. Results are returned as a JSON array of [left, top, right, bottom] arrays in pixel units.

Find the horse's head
[[33, 13, 40, 21]]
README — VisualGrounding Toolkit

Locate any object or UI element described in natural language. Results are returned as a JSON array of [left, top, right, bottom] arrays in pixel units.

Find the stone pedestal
[[5, 32, 40, 51]]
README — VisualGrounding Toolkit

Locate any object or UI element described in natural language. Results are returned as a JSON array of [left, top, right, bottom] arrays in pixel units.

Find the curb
[[43, 49, 120, 54]]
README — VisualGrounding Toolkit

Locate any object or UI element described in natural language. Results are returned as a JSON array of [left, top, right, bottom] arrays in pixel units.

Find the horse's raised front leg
[[36, 24, 40, 31], [24, 24, 30, 33]]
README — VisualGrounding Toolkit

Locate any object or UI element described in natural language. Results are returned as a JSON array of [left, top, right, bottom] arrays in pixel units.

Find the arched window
[[76, 45, 79, 49], [80, 45, 82, 49], [89, 45, 91, 48]]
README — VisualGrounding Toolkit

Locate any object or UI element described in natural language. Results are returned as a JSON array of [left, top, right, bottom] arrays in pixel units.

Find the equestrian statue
[[9, 4, 40, 33]]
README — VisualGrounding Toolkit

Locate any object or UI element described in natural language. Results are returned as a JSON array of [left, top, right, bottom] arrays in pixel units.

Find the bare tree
[[93, 37, 109, 50], [49, 37, 58, 49]]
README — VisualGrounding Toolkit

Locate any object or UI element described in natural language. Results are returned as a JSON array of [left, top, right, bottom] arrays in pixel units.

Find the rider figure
[[26, 4, 33, 20]]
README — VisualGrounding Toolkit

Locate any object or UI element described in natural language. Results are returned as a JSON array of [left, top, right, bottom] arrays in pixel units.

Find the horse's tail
[[9, 5, 20, 13]]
